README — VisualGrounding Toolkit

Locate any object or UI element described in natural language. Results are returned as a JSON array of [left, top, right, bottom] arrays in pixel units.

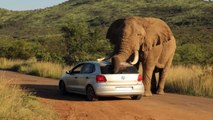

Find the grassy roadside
[[166, 65, 213, 98], [0, 57, 71, 79], [0, 77, 56, 120], [0, 57, 213, 98]]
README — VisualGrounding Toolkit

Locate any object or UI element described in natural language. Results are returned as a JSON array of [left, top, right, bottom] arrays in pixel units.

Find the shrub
[[61, 16, 111, 64]]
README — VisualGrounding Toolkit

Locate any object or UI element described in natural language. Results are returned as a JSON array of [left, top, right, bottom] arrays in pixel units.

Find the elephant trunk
[[112, 38, 139, 73], [112, 54, 131, 73]]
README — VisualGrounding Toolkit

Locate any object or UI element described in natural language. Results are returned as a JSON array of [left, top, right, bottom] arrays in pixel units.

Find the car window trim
[[71, 63, 84, 74], [81, 63, 95, 74]]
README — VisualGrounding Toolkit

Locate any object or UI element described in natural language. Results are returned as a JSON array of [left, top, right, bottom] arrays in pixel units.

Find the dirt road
[[1, 70, 213, 120]]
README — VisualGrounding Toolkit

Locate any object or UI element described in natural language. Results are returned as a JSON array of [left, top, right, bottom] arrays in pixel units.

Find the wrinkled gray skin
[[98, 16, 176, 96]]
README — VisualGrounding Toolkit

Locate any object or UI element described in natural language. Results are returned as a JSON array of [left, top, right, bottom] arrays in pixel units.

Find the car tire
[[130, 95, 142, 100], [86, 85, 98, 101], [59, 81, 67, 95]]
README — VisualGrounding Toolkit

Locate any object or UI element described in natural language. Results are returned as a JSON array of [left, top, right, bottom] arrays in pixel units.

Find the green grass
[[0, 77, 57, 120]]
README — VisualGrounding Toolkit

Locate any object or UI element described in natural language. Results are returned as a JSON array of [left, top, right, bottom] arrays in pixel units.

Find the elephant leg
[[157, 53, 174, 95], [143, 64, 155, 97], [151, 71, 157, 94], [157, 69, 165, 95]]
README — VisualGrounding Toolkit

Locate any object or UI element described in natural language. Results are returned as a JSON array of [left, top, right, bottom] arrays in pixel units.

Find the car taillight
[[96, 75, 107, 83], [137, 74, 143, 81]]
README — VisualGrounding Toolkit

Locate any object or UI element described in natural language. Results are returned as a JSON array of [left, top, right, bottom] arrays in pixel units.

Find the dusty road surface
[[1, 70, 213, 120]]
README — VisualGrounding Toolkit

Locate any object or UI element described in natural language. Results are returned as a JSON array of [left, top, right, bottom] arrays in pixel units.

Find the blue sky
[[0, 0, 68, 11]]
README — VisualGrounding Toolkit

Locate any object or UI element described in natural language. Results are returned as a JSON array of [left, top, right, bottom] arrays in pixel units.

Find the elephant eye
[[137, 33, 142, 36]]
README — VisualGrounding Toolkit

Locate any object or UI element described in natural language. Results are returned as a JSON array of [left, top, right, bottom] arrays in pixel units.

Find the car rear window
[[101, 65, 138, 74]]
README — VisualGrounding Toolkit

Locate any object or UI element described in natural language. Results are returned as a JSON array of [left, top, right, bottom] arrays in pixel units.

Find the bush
[[61, 16, 111, 64], [175, 44, 207, 64]]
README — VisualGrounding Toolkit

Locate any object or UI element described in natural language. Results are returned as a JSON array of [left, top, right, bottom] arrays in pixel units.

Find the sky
[[0, 0, 68, 11]]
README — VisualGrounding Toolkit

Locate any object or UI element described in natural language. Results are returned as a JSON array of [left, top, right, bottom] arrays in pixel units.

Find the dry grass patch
[[165, 65, 213, 97], [28, 62, 70, 79], [0, 58, 71, 79], [0, 76, 56, 120], [0, 58, 24, 69]]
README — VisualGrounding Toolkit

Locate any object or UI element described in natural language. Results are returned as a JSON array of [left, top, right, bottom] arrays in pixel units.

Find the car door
[[66, 63, 84, 92], [78, 63, 96, 93]]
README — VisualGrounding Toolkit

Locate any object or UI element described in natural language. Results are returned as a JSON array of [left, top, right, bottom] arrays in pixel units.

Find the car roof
[[79, 61, 133, 67], [78, 61, 111, 66]]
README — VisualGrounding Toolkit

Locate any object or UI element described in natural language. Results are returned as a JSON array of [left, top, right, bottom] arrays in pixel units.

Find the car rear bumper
[[94, 84, 144, 96]]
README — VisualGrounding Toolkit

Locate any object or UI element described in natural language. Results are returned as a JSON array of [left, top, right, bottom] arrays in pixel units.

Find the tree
[[61, 17, 90, 64]]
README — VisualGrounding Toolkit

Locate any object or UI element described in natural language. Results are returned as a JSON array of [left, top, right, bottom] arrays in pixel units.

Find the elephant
[[97, 16, 176, 97]]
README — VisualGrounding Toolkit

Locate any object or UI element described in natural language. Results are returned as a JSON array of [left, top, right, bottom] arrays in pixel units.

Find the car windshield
[[101, 65, 138, 74]]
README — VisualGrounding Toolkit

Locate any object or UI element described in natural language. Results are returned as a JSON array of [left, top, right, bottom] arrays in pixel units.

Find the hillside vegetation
[[0, 0, 213, 64]]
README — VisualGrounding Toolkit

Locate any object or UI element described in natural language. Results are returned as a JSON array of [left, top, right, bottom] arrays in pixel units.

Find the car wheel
[[59, 81, 67, 95], [86, 86, 98, 101], [130, 95, 142, 100]]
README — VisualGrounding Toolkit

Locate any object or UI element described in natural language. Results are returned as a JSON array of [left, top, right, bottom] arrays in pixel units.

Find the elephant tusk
[[130, 51, 139, 65], [97, 53, 114, 62], [97, 57, 106, 62]]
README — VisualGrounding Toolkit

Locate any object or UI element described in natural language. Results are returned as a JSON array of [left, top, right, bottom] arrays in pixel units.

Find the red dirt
[[1, 70, 213, 120]]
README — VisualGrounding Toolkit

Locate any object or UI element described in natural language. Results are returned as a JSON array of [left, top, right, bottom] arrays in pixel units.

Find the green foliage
[[61, 17, 89, 63], [175, 44, 206, 64], [0, 39, 36, 60], [61, 16, 111, 64], [0, 37, 65, 63]]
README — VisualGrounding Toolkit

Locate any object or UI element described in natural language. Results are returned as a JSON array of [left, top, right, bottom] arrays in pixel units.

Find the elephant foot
[[156, 90, 165, 95], [151, 86, 157, 94], [151, 89, 157, 94], [144, 91, 152, 97]]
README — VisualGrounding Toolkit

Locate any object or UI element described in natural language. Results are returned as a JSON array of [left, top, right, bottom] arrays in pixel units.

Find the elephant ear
[[132, 23, 146, 51], [106, 19, 125, 44], [152, 35, 161, 47], [157, 26, 173, 44], [142, 33, 159, 51], [142, 30, 171, 52]]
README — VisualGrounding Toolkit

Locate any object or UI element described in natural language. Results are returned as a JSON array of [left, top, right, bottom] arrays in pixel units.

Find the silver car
[[59, 61, 144, 101]]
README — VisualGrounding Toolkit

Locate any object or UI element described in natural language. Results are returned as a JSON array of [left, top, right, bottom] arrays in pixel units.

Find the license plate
[[115, 86, 133, 91]]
